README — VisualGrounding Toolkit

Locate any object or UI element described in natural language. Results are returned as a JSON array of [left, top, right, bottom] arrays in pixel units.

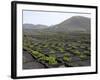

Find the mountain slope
[[23, 24, 48, 29], [47, 16, 90, 33], [23, 16, 91, 34]]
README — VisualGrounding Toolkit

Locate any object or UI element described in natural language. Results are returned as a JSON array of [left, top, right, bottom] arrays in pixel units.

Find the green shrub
[[63, 54, 71, 62], [79, 54, 87, 60], [74, 50, 81, 56], [47, 55, 58, 65]]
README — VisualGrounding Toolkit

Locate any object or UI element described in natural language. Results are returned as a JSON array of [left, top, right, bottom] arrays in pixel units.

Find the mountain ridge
[[23, 16, 90, 33]]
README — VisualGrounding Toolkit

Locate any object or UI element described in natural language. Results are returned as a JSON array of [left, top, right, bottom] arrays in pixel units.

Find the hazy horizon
[[23, 10, 91, 26]]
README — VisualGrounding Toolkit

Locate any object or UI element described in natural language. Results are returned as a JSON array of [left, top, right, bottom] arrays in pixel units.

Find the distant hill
[[23, 16, 91, 34], [46, 16, 90, 33], [23, 24, 48, 29]]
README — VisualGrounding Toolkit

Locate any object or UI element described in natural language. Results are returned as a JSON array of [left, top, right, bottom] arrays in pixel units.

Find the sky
[[23, 10, 91, 26]]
